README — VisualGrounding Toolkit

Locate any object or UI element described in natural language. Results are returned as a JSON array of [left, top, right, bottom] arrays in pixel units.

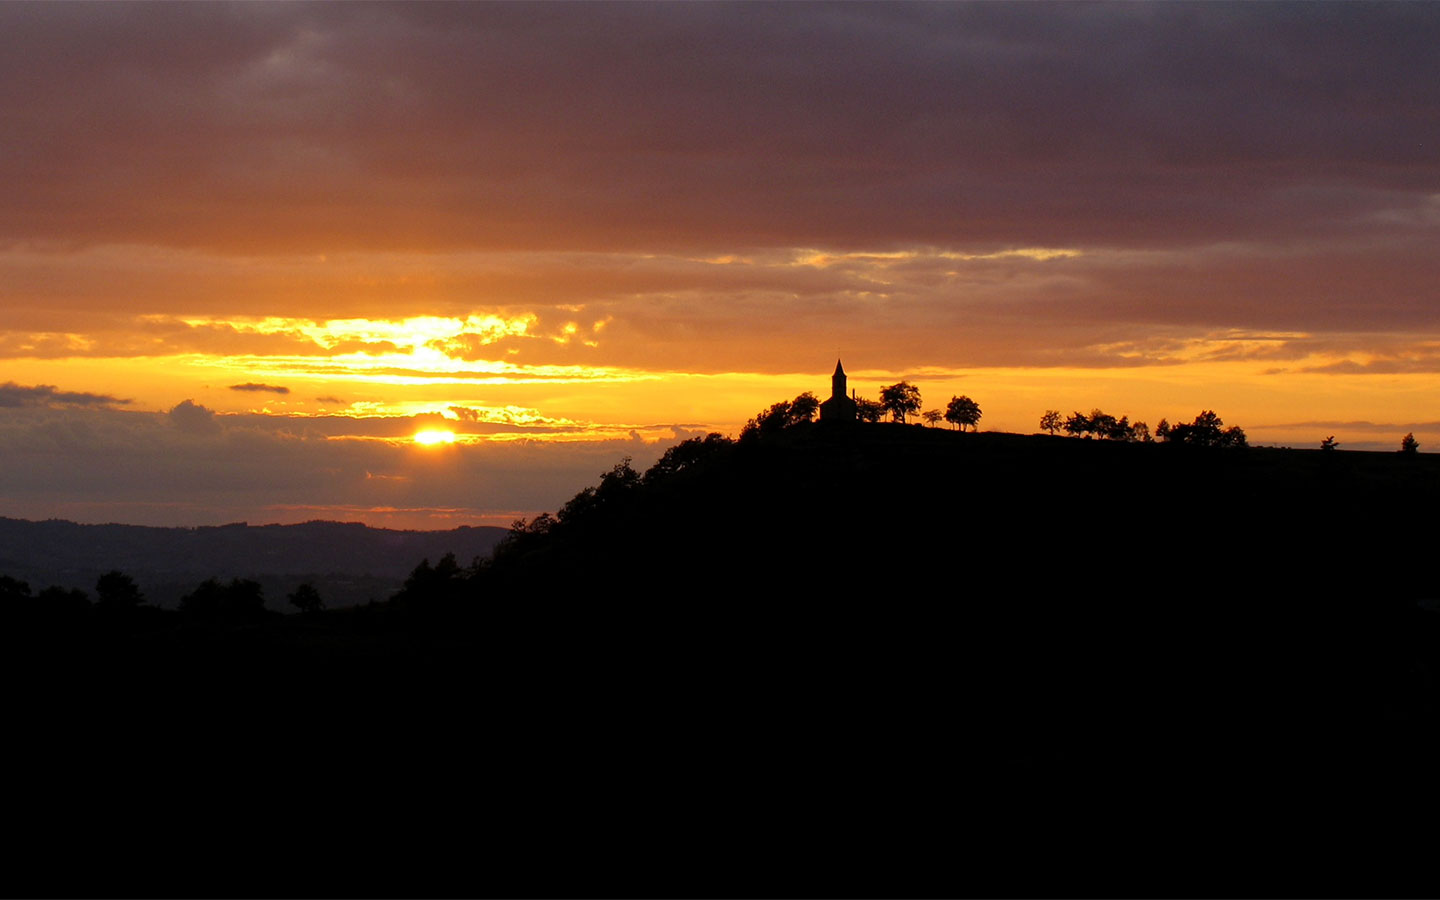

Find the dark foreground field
[[9, 424, 1439, 897]]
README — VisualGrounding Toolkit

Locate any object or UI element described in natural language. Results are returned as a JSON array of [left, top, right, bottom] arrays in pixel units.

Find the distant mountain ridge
[[0, 517, 508, 608]]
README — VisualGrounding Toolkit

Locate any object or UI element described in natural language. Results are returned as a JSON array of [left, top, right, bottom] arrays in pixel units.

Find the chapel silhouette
[[819, 359, 857, 422]]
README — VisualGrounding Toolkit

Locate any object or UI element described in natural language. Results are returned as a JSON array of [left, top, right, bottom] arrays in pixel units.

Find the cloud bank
[[0, 402, 688, 529]]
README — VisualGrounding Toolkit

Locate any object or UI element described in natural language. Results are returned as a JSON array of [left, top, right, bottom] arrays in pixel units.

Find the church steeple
[[820, 358, 857, 422]]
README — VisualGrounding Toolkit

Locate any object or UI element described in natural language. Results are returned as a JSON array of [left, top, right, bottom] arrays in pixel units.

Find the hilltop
[[9, 422, 1439, 896], [487, 420, 1440, 600]]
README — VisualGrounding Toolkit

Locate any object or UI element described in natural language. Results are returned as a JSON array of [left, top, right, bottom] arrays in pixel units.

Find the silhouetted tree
[[513, 512, 556, 536], [1155, 419, 1171, 441], [96, 570, 144, 610], [180, 577, 266, 623], [944, 395, 982, 432], [1163, 411, 1246, 448], [789, 391, 820, 424], [741, 392, 822, 438], [390, 552, 473, 618], [1320, 436, 1338, 451], [37, 585, 89, 614], [496, 454, 666, 568], [1132, 421, 1152, 443], [922, 409, 943, 428], [1190, 410, 1225, 445], [644, 433, 734, 483], [17, 584, 91, 628], [179, 578, 222, 620], [493, 512, 558, 565], [742, 399, 792, 438], [1, 575, 31, 606], [1401, 432, 1420, 454], [0, 575, 37, 627], [879, 382, 922, 424], [1064, 411, 1090, 438], [1039, 410, 1063, 435], [288, 582, 324, 615], [558, 458, 641, 526], [854, 397, 885, 423], [1088, 409, 1119, 439]]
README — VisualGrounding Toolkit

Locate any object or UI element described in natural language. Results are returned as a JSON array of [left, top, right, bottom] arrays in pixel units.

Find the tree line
[[742, 381, 982, 435], [1039, 408, 1248, 448], [1042, 408, 1424, 453], [0, 568, 328, 628]]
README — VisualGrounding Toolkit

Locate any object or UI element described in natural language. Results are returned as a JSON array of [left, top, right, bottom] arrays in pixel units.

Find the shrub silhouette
[[95, 570, 144, 610], [288, 582, 324, 615], [180, 577, 266, 624]]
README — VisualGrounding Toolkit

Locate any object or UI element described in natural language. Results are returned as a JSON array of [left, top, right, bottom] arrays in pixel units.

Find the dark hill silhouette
[[0, 517, 507, 608], [460, 422, 1440, 890], [9, 424, 1437, 897]]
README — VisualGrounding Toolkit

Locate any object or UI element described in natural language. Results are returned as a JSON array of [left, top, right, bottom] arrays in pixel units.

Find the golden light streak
[[161, 313, 536, 347], [792, 247, 1082, 268], [132, 313, 645, 389]]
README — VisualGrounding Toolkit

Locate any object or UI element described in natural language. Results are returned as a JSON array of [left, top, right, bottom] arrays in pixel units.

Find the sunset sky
[[3, 2, 1438, 529]]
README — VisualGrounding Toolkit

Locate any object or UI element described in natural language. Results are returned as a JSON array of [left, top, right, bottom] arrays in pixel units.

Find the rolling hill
[[0, 516, 508, 608]]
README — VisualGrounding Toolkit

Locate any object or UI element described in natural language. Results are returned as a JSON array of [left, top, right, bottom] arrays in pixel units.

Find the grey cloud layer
[[0, 403, 675, 527], [2, 3, 1436, 255]]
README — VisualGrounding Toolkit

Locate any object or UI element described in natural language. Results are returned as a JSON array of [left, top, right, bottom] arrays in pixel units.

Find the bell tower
[[819, 359, 857, 422]]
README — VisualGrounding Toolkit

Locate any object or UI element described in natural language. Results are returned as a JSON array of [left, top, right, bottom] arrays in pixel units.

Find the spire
[[821, 358, 857, 422]]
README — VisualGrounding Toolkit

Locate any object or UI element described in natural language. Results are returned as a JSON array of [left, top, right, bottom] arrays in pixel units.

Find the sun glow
[[413, 429, 456, 446]]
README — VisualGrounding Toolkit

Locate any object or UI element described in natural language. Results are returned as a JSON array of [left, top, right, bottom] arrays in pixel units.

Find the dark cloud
[[168, 399, 221, 435], [229, 382, 291, 394], [0, 404, 679, 528], [0, 381, 128, 408], [1295, 358, 1440, 376], [1268, 420, 1440, 433], [1, 3, 1436, 255]]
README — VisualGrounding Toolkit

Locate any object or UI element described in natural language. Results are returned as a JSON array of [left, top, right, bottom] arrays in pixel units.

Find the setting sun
[[413, 429, 456, 446]]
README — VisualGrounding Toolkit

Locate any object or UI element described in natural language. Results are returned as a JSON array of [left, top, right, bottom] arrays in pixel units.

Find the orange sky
[[2, 3, 1438, 528]]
